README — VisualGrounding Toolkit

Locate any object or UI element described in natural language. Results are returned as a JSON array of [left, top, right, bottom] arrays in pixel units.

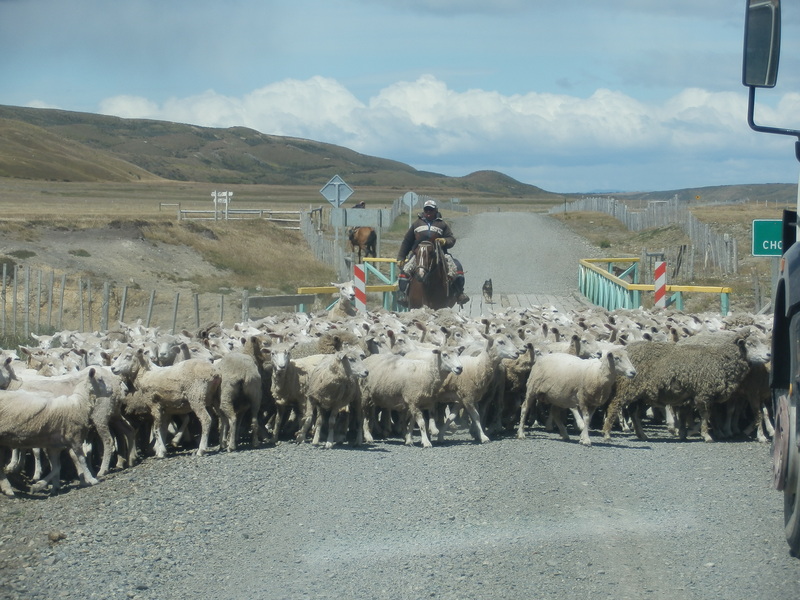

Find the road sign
[[320, 175, 353, 208], [402, 191, 419, 207], [752, 219, 783, 256]]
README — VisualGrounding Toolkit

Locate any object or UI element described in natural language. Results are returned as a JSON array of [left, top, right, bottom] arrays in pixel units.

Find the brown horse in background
[[407, 240, 456, 310], [348, 227, 377, 262]]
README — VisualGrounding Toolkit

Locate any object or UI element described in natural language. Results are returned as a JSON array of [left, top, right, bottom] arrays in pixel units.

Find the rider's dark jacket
[[396, 211, 456, 261]]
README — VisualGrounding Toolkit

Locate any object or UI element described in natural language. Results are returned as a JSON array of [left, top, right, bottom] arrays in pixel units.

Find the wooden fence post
[[146, 290, 155, 328], [171, 292, 180, 334], [102, 282, 110, 332], [120, 286, 128, 324]]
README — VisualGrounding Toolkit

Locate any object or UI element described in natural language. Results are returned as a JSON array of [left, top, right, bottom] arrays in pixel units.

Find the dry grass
[[0, 177, 792, 315]]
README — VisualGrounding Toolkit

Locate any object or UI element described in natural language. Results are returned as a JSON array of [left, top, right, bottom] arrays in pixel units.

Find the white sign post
[[403, 191, 419, 228], [320, 176, 354, 272], [211, 190, 232, 221]]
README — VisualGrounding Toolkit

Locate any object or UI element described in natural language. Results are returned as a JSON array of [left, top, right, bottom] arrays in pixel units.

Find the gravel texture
[[1, 211, 799, 600]]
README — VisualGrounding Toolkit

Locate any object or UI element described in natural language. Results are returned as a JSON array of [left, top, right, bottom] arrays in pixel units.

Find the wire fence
[[549, 196, 738, 275]]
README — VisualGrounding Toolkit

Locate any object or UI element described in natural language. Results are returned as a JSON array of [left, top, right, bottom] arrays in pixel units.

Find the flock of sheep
[[0, 281, 774, 497]]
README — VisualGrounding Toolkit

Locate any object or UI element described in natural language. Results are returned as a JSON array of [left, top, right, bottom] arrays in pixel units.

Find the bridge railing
[[579, 258, 732, 315], [297, 258, 400, 312]]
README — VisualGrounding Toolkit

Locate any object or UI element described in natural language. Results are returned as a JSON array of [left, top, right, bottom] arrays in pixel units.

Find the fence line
[[0, 264, 239, 340], [549, 196, 738, 274]]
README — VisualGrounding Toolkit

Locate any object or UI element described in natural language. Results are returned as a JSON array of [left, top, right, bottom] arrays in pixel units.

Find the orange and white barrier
[[354, 263, 367, 313], [654, 261, 666, 308]]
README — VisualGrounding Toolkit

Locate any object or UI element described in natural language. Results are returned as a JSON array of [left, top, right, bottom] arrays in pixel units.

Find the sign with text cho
[[752, 219, 783, 256]]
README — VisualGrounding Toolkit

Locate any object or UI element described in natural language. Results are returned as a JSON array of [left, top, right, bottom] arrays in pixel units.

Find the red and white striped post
[[654, 260, 666, 308], [354, 263, 367, 313]]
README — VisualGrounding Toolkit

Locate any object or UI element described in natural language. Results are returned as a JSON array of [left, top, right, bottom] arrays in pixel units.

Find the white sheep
[[4, 365, 133, 477], [360, 347, 464, 448], [437, 333, 520, 443], [298, 346, 369, 448], [327, 280, 358, 319], [268, 345, 328, 444], [0, 367, 118, 496], [518, 349, 637, 446], [212, 349, 262, 451], [110, 347, 221, 457]]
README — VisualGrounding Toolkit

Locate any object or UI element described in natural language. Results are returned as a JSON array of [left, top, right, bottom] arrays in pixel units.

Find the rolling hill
[[0, 104, 559, 200]]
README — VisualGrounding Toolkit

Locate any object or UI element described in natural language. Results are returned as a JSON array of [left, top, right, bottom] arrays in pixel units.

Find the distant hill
[[0, 104, 795, 206], [0, 104, 559, 200]]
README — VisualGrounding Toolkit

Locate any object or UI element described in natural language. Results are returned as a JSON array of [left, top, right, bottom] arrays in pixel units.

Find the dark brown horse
[[407, 240, 457, 310], [348, 227, 377, 262]]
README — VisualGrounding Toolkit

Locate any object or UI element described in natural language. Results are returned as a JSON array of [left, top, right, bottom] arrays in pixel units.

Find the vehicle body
[[743, 0, 800, 556]]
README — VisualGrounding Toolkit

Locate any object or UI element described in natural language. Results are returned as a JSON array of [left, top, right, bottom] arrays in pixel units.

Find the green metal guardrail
[[299, 258, 400, 312], [579, 258, 732, 315]]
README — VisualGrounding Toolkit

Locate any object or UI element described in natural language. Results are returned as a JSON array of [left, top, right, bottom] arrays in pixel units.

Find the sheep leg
[[516, 393, 535, 439], [463, 401, 490, 443], [312, 407, 325, 446], [412, 408, 432, 448], [194, 406, 214, 456], [93, 420, 115, 478], [271, 405, 286, 444], [762, 405, 776, 437], [362, 405, 375, 444], [630, 402, 649, 441], [720, 401, 735, 439], [570, 407, 585, 431], [32, 448, 46, 481], [4, 448, 23, 474], [151, 408, 170, 458], [31, 448, 62, 494], [579, 407, 596, 447], [325, 408, 339, 449], [0, 449, 15, 497], [169, 415, 191, 447], [665, 405, 679, 436], [296, 406, 315, 444], [112, 414, 138, 468], [68, 447, 99, 487], [696, 400, 715, 442], [427, 409, 440, 440], [602, 397, 621, 440], [550, 407, 570, 442]]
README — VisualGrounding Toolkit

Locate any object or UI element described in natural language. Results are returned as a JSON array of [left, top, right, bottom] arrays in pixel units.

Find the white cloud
[[95, 74, 791, 192]]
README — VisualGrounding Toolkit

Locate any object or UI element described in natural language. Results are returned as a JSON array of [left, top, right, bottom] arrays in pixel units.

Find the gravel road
[[2, 212, 799, 600]]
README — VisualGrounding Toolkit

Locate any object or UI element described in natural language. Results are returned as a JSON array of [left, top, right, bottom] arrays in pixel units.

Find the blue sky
[[4, 0, 800, 193]]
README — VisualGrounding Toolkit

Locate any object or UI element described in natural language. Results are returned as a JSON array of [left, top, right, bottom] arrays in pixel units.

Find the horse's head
[[412, 240, 440, 282]]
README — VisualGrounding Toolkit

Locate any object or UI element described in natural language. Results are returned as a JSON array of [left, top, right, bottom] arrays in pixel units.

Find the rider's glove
[[397, 259, 405, 267], [436, 238, 446, 246]]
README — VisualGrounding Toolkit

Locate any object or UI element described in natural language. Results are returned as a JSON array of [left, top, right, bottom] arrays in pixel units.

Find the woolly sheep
[[110, 348, 221, 457], [360, 347, 464, 448], [298, 346, 369, 448], [602, 330, 768, 442], [518, 348, 636, 446], [0, 367, 118, 496]]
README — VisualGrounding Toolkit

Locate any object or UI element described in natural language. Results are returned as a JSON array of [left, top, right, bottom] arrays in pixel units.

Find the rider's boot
[[452, 276, 469, 306], [396, 273, 410, 306]]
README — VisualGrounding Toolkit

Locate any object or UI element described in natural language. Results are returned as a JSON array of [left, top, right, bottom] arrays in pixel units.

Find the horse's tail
[[366, 229, 377, 257]]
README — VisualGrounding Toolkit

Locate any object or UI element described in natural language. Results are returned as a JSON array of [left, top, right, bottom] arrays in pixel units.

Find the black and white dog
[[482, 278, 493, 304]]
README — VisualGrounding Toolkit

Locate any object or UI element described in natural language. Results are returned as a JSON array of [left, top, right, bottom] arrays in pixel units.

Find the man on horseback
[[395, 198, 469, 307]]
